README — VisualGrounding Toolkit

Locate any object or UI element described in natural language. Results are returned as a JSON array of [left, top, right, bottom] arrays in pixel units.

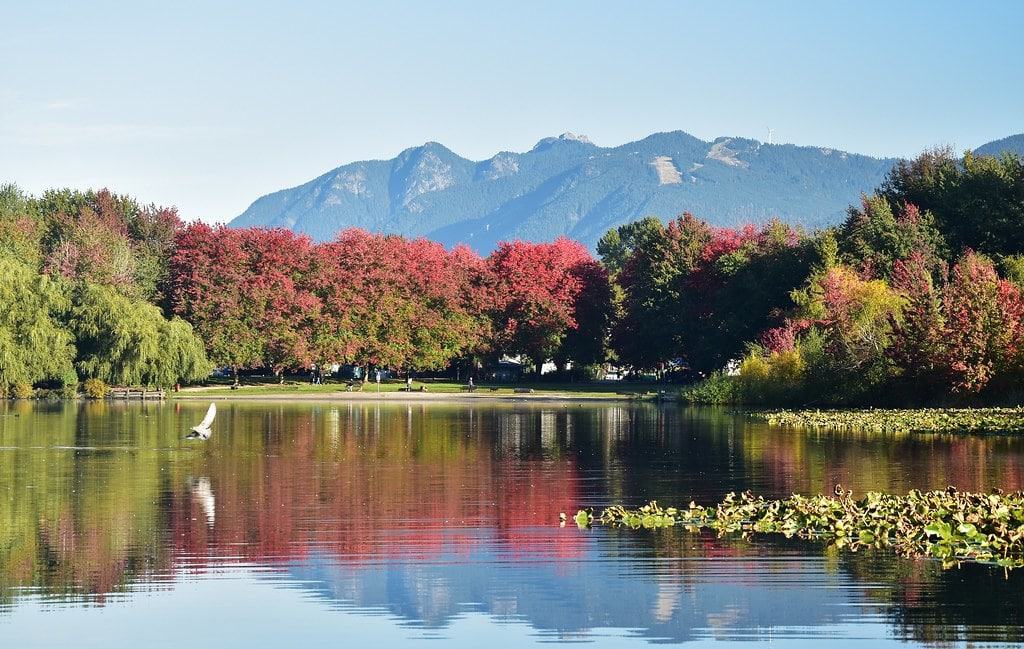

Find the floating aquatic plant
[[751, 408, 1024, 435], [574, 487, 1024, 570]]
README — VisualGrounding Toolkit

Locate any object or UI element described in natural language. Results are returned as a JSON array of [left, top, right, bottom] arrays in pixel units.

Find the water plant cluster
[[752, 408, 1024, 435], [575, 487, 1024, 570]]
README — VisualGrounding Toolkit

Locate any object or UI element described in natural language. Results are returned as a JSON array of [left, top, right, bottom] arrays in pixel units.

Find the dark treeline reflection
[[0, 400, 1022, 644]]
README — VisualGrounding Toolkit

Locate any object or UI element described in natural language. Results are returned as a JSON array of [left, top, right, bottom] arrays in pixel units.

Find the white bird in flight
[[186, 403, 217, 440]]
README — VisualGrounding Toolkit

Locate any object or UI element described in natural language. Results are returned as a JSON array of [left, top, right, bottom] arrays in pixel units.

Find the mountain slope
[[974, 134, 1024, 158], [232, 131, 900, 250]]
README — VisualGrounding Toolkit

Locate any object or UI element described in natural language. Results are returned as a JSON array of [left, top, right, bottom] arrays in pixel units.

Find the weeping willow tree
[[149, 316, 212, 387], [0, 256, 77, 394], [68, 284, 211, 387], [1, 184, 210, 393]]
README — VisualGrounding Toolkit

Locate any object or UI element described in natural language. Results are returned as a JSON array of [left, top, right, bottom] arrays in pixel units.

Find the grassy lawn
[[177, 376, 661, 399]]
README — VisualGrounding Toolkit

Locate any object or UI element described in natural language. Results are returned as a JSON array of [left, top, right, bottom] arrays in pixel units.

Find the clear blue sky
[[2, 0, 1021, 222]]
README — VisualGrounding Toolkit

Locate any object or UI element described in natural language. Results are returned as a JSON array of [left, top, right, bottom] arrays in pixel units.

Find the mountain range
[[231, 131, 1022, 251]]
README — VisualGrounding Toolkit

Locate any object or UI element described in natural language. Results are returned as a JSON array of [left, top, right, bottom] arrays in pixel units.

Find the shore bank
[[168, 378, 666, 403], [172, 387, 648, 403]]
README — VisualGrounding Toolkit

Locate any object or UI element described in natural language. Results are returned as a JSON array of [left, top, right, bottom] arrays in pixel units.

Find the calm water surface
[[1, 400, 1022, 647]]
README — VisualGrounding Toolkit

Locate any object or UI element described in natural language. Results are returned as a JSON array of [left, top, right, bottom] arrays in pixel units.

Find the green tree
[[150, 317, 214, 387], [0, 255, 76, 393], [790, 265, 904, 404], [68, 284, 210, 387], [889, 253, 947, 398], [611, 214, 711, 372], [596, 216, 664, 275], [997, 254, 1024, 290], [881, 148, 1024, 257], [838, 194, 947, 280], [34, 188, 181, 303], [0, 184, 43, 266]]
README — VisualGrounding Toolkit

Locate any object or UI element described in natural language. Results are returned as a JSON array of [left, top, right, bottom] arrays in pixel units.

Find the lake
[[1, 400, 1022, 647]]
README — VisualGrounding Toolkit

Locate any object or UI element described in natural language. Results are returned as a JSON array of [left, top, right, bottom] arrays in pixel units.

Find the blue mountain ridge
[[974, 133, 1024, 158], [231, 130, 1022, 251]]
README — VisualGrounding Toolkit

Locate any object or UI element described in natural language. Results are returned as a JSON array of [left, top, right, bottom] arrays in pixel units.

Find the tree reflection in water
[[0, 400, 1022, 644]]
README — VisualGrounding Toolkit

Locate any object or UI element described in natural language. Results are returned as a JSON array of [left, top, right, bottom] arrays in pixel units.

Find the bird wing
[[196, 403, 216, 430]]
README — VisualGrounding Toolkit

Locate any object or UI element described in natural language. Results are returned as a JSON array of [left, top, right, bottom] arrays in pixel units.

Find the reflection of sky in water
[[284, 540, 857, 640], [0, 554, 886, 648], [1, 401, 1023, 647], [0, 574, 900, 649]]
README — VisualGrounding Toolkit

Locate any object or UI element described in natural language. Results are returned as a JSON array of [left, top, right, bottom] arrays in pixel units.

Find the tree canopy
[[4, 143, 1023, 402], [0, 185, 208, 392], [170, 225, 610, 376], [0, 256, 76, 394]]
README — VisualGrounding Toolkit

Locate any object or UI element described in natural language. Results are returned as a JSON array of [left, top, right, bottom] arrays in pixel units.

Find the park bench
[[460, 385, 476, 392], [514, 387, 534, 394]]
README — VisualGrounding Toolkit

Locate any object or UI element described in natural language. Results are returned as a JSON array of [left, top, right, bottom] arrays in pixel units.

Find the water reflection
[[0, 400, 1022, 646]]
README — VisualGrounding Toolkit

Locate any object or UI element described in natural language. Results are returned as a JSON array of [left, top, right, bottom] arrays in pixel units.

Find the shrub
[[12, 383, 34, 399], [738, 353, 771, 403], [738, 347, 807, 405], [682, 371, 740, 404], [82, 378, 108, 399], [57, 369, 79, 400], [576, 364, 606, 381]]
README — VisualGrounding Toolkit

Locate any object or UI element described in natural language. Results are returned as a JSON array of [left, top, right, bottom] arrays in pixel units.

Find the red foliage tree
[[309, 230, 489, 371], [240, 228, 319, 376], [889, 252, 947, 390], [170, 224, 318, 377], [940, 252, 1024, 393], [556, 259, 612, 371], [487, 238, 605, 374], [687, 220, 808, 369], [759, 318, 812, 354]]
